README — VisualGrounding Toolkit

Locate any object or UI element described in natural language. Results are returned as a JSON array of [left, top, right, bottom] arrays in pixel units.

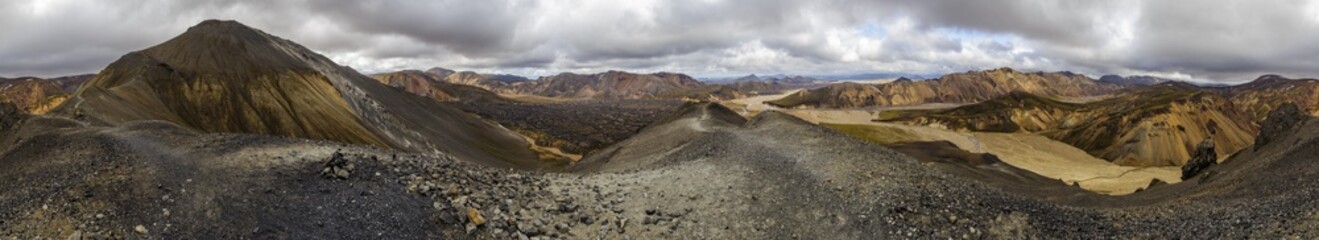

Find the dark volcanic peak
[[141, 19, 321, 75], [733, 74, 762, 82], [1244, 74, 1294, 86], [524, 70, 705, 99], [58, 19, 537, 168]]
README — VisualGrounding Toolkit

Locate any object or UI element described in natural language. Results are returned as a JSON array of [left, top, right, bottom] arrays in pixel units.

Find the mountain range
[[768, 67, 1122, 108], [3, 19, 1319, 238]]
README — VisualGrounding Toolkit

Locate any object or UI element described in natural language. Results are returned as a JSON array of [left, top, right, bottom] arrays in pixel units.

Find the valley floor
[[723, 94, 1181, 195]]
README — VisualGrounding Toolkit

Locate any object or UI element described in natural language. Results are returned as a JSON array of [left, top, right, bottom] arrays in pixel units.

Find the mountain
[[438, 70, 529, 93], [1225, 74, 1319, 121], [511, 71, 705, 99], [370, 70, 507, 103], [768, 67, 1122, 108], [424, 67, 456, 78], [53, 20, 536, 168], [0, 77, 71, 114], [880, 83, 1258, 167], [762, 75, 821, 85], [730, 74, 762, 82], [1098, 75, 1173, 87]]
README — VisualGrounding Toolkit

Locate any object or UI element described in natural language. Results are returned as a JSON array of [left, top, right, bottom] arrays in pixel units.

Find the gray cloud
[[1, 0, 1317, 82]]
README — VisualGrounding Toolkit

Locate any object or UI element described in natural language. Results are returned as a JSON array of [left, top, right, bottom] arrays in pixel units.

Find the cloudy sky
[[2, 0, 1319, 82]]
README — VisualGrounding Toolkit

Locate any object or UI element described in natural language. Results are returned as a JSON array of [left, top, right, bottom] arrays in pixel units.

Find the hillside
[[2, 79, 1318, 238], [507, 71, 705, 99], [0, 77, 70, 114], [1097, 75, 1173, 87], [768, 67, 1121, 108], [1226, 75, 1319, 121], [53, 20, 537, 168], [881, 83, 1258, 166], [370, 70, 507, 103], [436, 69, 530, 94]]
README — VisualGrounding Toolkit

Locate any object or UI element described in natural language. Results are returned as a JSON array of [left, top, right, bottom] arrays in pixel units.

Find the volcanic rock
[[1181, 138, 1217, 180], [52, 19, 536, 168], [1255, 103, 1306, 149]]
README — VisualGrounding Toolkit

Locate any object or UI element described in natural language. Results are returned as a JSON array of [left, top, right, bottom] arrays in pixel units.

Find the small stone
[[617, 218, 628, 233], [555, 223, 570, 232], [645, 207, 658, 215], [134, 225, 148, 234], [95, 214, 105, 219], [467, 208, 486, 226], [439, 210, 459, 224]]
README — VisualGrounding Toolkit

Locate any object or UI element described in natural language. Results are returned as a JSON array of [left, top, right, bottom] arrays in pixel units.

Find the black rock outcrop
[[1255, 103, 1306, 149], [1181, 138, 1217, 180], [0, 102, 23, 132]]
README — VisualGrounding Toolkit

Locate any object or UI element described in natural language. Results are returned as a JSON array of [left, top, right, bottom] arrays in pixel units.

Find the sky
[[2, 0, 1319, 83]]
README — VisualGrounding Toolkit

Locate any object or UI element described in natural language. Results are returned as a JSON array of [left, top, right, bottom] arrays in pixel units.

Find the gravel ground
[[1, 103, 1317, 239]]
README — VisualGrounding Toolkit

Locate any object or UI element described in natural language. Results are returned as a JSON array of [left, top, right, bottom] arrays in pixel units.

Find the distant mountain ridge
[[769, 67, 1122, 108], [380, 68, 817, 100], [1098, 75, 1174, 87]]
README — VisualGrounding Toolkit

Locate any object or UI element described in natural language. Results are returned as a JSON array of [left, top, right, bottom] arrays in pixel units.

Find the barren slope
[[881, 84, 1258, 166], [768, 67, 1121, 108], [0, 77, 70, 114], [54, 20, 536, 168]]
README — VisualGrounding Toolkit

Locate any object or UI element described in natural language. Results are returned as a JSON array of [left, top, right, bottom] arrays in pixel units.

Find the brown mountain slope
[[881, 83, 1258, 167], [370, 70, 507, 103], [440, 70, 529, 94], [1226, 75, 1319, 121], [768, 67, 1121, 108], [54, 20, 536, 168], [0, 77, 71, 114]]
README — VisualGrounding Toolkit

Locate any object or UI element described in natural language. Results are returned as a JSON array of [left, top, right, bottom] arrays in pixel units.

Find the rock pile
[[320, 150, 354, 179]]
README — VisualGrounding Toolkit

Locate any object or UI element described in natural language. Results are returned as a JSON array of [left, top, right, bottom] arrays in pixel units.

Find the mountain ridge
[[54, 19, 538, 168]]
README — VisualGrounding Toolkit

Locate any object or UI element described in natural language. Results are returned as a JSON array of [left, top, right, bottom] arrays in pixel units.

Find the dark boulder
[[1181, 139, 1217, 180], [1255, 103, 1307, 149], [0, 102, 24, 132]]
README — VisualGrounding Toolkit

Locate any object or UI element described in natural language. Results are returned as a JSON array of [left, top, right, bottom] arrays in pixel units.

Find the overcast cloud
[[2, 0, 1318, 82]]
